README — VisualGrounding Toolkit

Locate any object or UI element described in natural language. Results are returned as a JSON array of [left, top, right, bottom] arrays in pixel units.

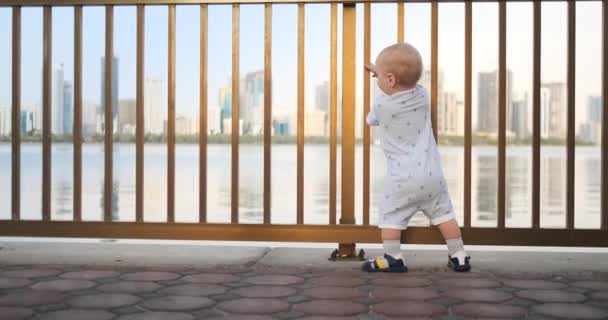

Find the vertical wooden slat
[[464, 0, 472, 228], [603, 0, 608, 230], [329, 3, 337, 225], [397, 2, 404, 43], [104, 5, 113, 222], [200, 4, 208, 223], [566, 0, 576, 229], [11, 6, 20, 221], [168, 4, 175, 223], [263, 3, 271, 224], [341, 3, 355, 226], [498, 0, 506, 229], [136, 4, 144, 223], [297, 3, 304, 225], [74, 5, 82, 222], [42, 5, 52, 221], [431, 1, 438, 140], [363, 2, 370, 226], [532, 0, 541, 229], [231, 4, 239, 224]]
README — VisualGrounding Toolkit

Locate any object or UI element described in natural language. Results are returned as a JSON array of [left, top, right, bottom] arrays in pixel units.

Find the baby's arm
[[367, 107, 379, 126]]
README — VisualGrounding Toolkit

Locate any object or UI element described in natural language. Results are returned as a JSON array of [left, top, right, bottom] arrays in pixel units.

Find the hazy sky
[[0, 1, 603, 129]]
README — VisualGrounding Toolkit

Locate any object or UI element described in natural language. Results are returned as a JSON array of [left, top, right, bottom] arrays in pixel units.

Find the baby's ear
[[387, 73, 397, 86]]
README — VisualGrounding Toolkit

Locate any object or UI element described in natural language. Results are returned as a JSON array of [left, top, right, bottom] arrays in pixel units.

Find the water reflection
[[0, 144, 601, 229]]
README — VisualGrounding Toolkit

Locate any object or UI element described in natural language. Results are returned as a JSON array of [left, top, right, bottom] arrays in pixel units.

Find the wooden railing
[[0, 0, 607, 252]]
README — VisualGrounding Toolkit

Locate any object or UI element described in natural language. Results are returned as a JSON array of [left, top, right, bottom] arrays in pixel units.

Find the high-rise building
[[511, 93, 529, 139], [579, 95, 602, 143], [305, 111, 327, 137], [63, 82, 73, 135], [540, 82, 566, 139], [82, 101, 98, 136], [175, 114, 193, 135], [477, 70, 513, 134], [144, 79, 166, 135], [100, 56, 119, 133], [51, 64, 65, 134], [588, 95, 602, 124], [20, 110, 35, 135], [438, 91, 462, 136], [0, 107, 10, 136], [315, 81, 329, 113], [219, 85, 232, 134], [119, 99, 136, 134], [242, 71, 264, 135]]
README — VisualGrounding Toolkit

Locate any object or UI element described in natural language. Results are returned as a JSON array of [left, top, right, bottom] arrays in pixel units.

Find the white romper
[[367, 85, 455, 230]]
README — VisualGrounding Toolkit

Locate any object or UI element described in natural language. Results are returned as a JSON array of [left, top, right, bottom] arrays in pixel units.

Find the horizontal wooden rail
[[1, 221, 607, 247], [0, 0, 601, 6]]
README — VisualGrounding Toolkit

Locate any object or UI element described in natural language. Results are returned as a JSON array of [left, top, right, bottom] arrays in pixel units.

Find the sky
[[0, 1, 603, 130]]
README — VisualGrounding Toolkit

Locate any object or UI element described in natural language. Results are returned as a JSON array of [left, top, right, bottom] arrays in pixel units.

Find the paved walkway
[[0, 241, 608, 319]]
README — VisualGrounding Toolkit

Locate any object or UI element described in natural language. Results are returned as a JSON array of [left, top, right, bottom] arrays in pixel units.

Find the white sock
[[383, 240, 403, 260], [446, 237, 467, 258]]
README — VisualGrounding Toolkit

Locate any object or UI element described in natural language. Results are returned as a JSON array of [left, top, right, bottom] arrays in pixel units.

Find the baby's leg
[[436, 218, 471, 272], [361, 227, 407, 272], [436, 218, 461, 240], [381, 228, 401, 241], [381, 228, 402, 259]]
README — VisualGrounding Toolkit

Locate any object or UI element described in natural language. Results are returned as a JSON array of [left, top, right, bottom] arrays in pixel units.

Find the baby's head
[[370, 43, 423, 95]]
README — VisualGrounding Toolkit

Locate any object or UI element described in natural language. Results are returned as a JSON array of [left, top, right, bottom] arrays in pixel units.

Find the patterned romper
[[367, 85, 455, 230]]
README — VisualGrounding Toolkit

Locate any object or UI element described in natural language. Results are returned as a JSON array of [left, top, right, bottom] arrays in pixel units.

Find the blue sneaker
[[448, 252, 471, 272], [361, 254, 408, 273]]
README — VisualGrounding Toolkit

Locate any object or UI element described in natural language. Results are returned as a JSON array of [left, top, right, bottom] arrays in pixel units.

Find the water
[[0, 143, 602, 229]]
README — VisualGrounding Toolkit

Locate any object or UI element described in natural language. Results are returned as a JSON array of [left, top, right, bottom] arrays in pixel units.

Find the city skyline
[[1, 65, 602, 145], [0, 3, 602, 131]]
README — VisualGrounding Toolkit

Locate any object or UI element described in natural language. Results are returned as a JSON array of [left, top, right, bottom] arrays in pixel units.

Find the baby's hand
[[365, 63, 377, 78]]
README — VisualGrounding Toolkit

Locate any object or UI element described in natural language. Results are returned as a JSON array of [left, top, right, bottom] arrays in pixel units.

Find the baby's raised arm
[[367, 106, 379, 126]]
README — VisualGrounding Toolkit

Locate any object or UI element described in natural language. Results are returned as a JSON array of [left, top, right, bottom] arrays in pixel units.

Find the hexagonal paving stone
[[30, 309, 115, 320], [0, 290, 66, 307], [309, 276, 366, 287], [121, 272, 180, 281], [302, 287, 366, 300], [67, 293, 140, 309], [217, 298, 290, 314], [244, 275, 304, 286], [516, 289, 586, 303], [207, 316, 273, 320], [439, 278, 501, 288], [373, 301, 446, 317], [141, 296, 214, 311], [370, 277, 432, 288], [299, 317, 358, 320], [115, 311, 195, 320], [532, 303, 608, 319], [1, 268, 62, 278], [0, 277, 31, 289], [30, 279, 96, 291], [590, 291, 608, 300], [181, 273, 239, 284], [572, 281, 608, 291], [502, 280, 567, 290], [231, 285, 296, 298], [158, 284, 227, 296], [293, 300, 368, 316], [0, 306, 34, 319], [452, 302, 527, 318], [443, 289, 513, 302], [97, 281, 163, 293], [60, 270, 120, 280], [370, 287, 439, 300]]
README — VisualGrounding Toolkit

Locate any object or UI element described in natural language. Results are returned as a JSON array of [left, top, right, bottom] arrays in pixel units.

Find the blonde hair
[[378, 43, 423, 87]]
